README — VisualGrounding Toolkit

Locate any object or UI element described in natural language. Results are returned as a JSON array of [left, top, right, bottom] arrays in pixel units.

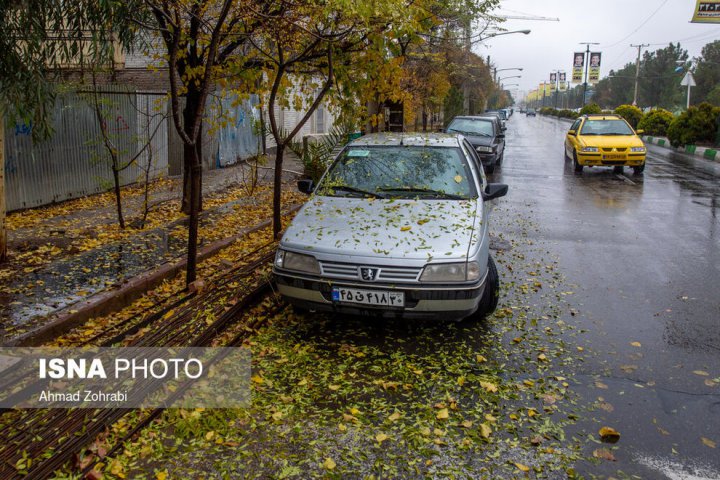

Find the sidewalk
[[0, 152, 305, 344], [642, 135, 720, 162]]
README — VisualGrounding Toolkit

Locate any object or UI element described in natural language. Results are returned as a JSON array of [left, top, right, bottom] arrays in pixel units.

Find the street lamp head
[[519, 29, 531, 35]]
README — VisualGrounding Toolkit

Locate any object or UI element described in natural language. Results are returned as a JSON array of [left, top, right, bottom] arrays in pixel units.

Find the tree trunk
[[181, 90, 200, 215], [112, 165, 125, 229], [0, 115, 6, 262], [272, 143, 285, 239], [186, 161, 202, 285]]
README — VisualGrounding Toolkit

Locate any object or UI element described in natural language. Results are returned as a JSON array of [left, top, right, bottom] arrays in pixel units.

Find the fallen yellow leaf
[[693, 370, 709, 377], [513, 462, 530, 472], [375, 433, 389, 443], [479, 423, 492, 439], [400, 226, 412, 232], [701, 437, 716, 448], [599, 426, 621, 443], [156, 471, 168, 480], [436, 408, 449, 420], [630, 341, 642, 347], [322, 457, 336, 470], [480, 381, 498, 393]]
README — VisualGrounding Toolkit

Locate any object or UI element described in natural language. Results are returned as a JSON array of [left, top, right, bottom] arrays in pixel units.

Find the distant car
[[526, 108, 536, 116], [564, 114, 646, 174], [446, 116, 505, 173], [480, 111, 506, 131], [273, 132, 508, 322], [486, 109, 508, 120]]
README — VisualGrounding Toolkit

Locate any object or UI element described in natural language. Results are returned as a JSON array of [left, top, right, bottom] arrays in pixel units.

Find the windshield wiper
[[448, 129, 491, 137], [377, 187, 466, 200], [329, 185, 386, 198]]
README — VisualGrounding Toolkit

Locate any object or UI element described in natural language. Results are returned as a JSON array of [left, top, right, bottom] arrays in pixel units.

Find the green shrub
[[614, 104, 643, 128], [637, 109, 674, 137], [666, 102, 720, 147], [579, 103, 601, 115]]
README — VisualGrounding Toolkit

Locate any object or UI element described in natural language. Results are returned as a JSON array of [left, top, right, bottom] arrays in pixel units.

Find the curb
[[642, 135, 720, 162], [5, 204, 302, 347]]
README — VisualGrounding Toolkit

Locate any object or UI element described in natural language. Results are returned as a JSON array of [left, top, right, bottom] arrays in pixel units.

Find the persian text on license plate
[[331, 287, 405, 307], [603, 154, 626, 160]]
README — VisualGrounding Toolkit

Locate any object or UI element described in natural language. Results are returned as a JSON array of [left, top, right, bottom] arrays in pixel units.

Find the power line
[[600, 0, 670, 49]]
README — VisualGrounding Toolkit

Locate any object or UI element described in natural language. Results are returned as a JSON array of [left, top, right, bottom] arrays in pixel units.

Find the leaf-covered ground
[[0, 162, 305, 340], [76, 204, 617, 480]]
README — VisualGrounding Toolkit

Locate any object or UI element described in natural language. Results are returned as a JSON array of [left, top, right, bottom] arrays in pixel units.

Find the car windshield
[[580, 119, 634, 136], [447, 119, 494, 137], [317, 146, 477, 200]]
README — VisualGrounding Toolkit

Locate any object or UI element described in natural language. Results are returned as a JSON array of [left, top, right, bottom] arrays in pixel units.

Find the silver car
[[273, 133, 508, 321]]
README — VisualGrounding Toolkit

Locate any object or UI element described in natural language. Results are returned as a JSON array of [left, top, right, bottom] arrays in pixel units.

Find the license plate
[[603, 154, 626, 160], [331, 287, 405, 307]]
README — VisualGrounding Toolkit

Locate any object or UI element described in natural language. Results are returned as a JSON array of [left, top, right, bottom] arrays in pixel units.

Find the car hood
[[281, 196, 480, 260], [580, 135, 644, 148], [464, 135, 495, 147]]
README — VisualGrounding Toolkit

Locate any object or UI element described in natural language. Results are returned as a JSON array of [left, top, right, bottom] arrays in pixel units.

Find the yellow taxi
[[564, 114, 646, 174]]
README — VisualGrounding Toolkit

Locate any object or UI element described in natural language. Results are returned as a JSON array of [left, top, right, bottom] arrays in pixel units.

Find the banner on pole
[[572, 52, 584, 83], [588, 52, 601, 84]]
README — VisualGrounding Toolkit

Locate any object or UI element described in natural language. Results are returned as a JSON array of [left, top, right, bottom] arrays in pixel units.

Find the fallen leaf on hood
[[599, 426, 620, 443]]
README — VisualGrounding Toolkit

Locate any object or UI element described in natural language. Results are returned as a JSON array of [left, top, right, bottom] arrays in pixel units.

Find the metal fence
[[3, 90, 169, 211], [215, 93, 262, 168]]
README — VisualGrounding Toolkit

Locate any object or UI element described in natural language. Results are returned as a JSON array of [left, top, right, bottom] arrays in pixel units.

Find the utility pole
[[580, 42, 599, 106], [631, 44, 649, 106]]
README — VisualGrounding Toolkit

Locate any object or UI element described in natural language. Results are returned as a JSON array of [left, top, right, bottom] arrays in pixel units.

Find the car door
[[566, 118, 582, 157]]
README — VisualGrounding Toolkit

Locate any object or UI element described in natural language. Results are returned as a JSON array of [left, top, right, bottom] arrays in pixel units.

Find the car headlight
[[581, 146, 599, 152], [275, 250, 320, 274], [630, 146, 646, 152], [420, 261, 480, 282], [476, 146, 493, 153]]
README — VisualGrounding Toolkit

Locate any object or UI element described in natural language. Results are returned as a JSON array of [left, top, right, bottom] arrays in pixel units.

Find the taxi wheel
[[573, 152, 583, 173], [472, 256, 499, 320], [633, 164, 645, 175]]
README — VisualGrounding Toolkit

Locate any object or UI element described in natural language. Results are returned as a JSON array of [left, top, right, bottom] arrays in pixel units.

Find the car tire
[[573, 151, 583, 173], [613, 166, 624, 174], [471, 256, 500, 320], [633, 163, 645, 175], [486, 162, 496, 174], [497, 152, 504, 166]]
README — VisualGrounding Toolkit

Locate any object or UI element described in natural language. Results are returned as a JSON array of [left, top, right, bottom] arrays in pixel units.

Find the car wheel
[[486, 162, 496, 174], [573, 151, 583, 173], [633, 163, 645, 175], [497, 153, 504, 166], [613, 166, 624, 174], [471, 256, 500, 320]]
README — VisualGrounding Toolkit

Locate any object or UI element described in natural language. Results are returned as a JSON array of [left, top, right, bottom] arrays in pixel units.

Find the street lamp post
[[459, 30, 530, 114], [493, 67, 523, 84], [580, 42, 599, 106]]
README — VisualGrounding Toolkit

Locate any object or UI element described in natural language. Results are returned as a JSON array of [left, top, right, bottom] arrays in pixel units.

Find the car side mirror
[[568, 129, 576, 136], [297, 179, 314, 194], [636, 129, 644, 135], [497, 133, 505, 139], [482, 183, 508, 201]]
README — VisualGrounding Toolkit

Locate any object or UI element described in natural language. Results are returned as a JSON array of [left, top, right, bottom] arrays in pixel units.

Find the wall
[[3, 90, 168, 211]]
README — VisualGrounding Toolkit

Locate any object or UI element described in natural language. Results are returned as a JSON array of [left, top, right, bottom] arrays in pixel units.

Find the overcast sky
[[476, 0, 720, 97]]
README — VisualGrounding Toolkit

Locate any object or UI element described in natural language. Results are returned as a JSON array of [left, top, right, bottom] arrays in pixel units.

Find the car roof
[[348, 132, 461, 148], [582, 114, 623, 120], [451, 115, 495, 121]]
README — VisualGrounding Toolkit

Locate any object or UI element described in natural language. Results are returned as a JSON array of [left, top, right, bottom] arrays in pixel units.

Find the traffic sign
[[680, 72, 696, 87]]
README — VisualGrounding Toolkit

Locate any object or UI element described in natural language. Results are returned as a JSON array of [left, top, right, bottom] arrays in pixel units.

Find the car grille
[[319, 261, 423, 283], [601, 147, 627, 152]]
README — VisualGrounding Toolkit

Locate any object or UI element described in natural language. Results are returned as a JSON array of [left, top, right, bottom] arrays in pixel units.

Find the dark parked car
[[526, 108, 536, 116], [446, 116, 505, 173], [479, 111, 506, 132]]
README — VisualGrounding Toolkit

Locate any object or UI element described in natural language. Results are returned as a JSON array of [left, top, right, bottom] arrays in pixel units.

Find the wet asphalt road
[[495, 113, 720, 478]]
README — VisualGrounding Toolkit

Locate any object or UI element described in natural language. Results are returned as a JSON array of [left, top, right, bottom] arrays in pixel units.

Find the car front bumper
[[576, 152, 645, 167], [274, 270, 487, 321]]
